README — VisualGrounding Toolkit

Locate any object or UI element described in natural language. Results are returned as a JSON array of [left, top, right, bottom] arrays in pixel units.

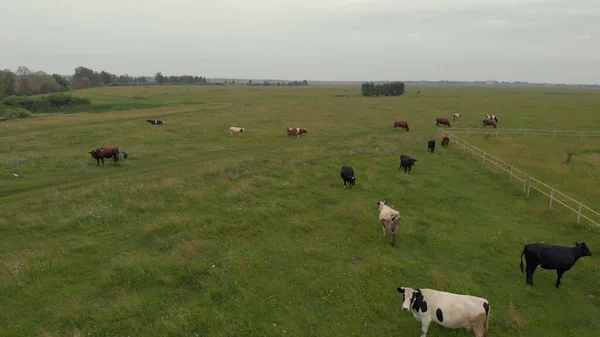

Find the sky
[[1, 0, 599, 84]]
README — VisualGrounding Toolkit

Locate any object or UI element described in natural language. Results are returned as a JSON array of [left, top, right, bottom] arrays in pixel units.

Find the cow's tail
[[520, 247, 525, 273], [484, 304, 491, 337]]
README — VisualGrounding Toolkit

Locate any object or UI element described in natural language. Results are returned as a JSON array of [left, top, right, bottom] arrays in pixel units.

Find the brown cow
[[436, 117, 451, 127], [394, 120, 409, 132], [89, 147, 120, 166], [442, 136, 450, 147], [482, 119, 497, 128], [287, 127, 308, 138]]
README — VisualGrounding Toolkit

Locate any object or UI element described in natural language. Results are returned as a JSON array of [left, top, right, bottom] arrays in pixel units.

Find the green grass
[[1, 85, 599, 337]]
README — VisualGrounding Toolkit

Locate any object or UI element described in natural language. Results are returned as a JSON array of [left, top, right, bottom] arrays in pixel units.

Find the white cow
[[229, 126, 245, 136], [377, 200, 401, 247], [452, 113, 462, 121], [485, 114, 498, 123], [397, 287, 490, 337]]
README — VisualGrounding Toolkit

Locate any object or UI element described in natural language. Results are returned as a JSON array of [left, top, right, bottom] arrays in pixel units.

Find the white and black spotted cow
[[485, 114, 498, 123], [397, 287, 490, 337], [453, 113, 462, 121]]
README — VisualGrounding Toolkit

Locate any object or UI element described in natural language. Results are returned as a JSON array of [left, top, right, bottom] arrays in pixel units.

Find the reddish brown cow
[[482, 119, 497, 128], [287, 127, 308, 138], [394, 121, 409, 131], [436, 117, 451, 127], [442, 136, 450, 147], [89, 147, 120, 166]]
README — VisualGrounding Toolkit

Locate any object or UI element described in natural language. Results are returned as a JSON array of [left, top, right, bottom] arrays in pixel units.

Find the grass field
[[1, 84, 599, 337]]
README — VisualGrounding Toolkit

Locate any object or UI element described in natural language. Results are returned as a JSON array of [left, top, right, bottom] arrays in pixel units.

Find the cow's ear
[[397, 287, 405, 293]]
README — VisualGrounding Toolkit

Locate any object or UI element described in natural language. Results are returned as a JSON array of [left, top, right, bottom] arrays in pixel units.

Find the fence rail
[[437, 128, 600, 227], [439, 127, 600, 140]]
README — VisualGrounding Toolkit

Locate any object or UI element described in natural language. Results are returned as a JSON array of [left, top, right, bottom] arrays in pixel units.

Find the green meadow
[[1, 85, 599, 337]]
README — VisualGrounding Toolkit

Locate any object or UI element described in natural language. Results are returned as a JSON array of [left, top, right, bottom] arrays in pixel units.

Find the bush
[[1, 107, 33, 119], [47, 93, 91, 107], [361, 81, 406, 97], [2, 95, 36, 111]]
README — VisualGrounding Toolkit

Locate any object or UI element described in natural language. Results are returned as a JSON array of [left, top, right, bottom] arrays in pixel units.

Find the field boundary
[[439, 127, 600, 139], [437, 128, 600, 227]]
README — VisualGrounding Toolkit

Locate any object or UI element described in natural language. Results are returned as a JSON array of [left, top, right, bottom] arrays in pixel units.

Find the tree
[[52, 74, 71, 90], [361, 81, 405, 97], [0, 69, 17, 98], [155, 72, 165, 84]]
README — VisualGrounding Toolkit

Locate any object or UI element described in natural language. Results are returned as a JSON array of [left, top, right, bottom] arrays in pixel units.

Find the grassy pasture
[[1, 85, 599, 337]]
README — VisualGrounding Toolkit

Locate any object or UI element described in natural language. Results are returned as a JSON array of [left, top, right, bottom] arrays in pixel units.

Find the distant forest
[[0, 65, 310, 98]]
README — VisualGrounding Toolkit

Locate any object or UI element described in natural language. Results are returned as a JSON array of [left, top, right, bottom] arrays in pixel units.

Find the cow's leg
[[472, 325, 485, 337], [101, 158, 104, 166], [525, 265, 537, 286], [382, 225, 386, 236], [96, 158, 100, 166], [555, 269, 566, 288], [390, 230, 396, 247], [420, 317, 431, 337]]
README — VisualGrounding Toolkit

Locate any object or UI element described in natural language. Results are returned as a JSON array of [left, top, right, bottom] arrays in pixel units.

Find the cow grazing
[[442, 136, 450, 147], [399, 154, 417, 173], [377, 200, 401, 246], [394, 120, 410, 132], [340, 165, 356, 188], [482, 119, 496, 128], [520, 242, 592, 288], [436, 117, 451, 127], [229, 126, 245, 136], [397, 287, 490, 337], [427, 140, 435, 154], [89, 147, 120, 166], [287, 127, 308, 138], [485, 114, 498, 123], [453, 113, 462, 121], [146, 119, 167, 125]]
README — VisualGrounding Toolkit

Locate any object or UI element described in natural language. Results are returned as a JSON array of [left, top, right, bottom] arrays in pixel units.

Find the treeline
[[247, 80, 309, 86], [0, 66, 70, 98], [361, 81, 406, 97]]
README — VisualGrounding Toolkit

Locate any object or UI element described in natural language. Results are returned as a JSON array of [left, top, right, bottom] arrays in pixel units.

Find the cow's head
[[88, 150, 97, 158], [377, 200, 388, 210], [397, 287, 421, 312], [300, 129, 308, 134], [349, 175, 356, 186], [240, 128, 245, 133], [575, 242, 592, 256], [411, 158, 417, 165]]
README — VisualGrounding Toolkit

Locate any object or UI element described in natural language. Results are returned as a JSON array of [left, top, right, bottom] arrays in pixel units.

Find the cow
[[442, 136, 450, 147], [377, 200, 401, 246], [397, 287, 490, 337], [453, 113, 462, 121], [436, 117, 451, 127], [89, 147, 120, 166], [394, 120, 410, 132], [287, 127, 308, 138], [427, 140, 435, 154], [482, 119, 496, 128], [400, 154, 417, 173], [485, 114, 498, 123], [229, 126, 245, 136], [146, 119, 167, 125], [520, 242, 592, 288], [340, 165, 356, 188]]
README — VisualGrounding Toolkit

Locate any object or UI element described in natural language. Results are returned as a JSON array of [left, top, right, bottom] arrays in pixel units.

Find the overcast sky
[[1, 0, 599, 84]]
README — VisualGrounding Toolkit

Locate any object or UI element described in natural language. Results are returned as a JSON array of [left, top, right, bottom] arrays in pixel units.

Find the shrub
[[1, 107, 33, 119]]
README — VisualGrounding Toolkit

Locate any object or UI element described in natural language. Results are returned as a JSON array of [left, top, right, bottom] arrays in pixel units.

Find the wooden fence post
[[483, 152, 486, 164], [510, 166, 513, 181], [553, 130, 556, 140], [472, 145, 475, 158], [527, 177, 532, 196], [581, 131, 584, 140], [524, 129, 528, 139], [549, 189, 554, 210], [523, 175, 527, 194], [577, 203, 582, 223]]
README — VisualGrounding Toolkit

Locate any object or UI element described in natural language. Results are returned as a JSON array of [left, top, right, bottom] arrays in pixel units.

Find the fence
[[437, 128, 600, 227], [439, 127, 600, 140]]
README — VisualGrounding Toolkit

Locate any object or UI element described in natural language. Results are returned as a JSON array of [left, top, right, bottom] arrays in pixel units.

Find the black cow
[[340, 165, 356, 188], [427, 140, 436, 153], [146, 119, 167, 125], [399, 154, 417, 173], [520, 242, 592, 288]]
